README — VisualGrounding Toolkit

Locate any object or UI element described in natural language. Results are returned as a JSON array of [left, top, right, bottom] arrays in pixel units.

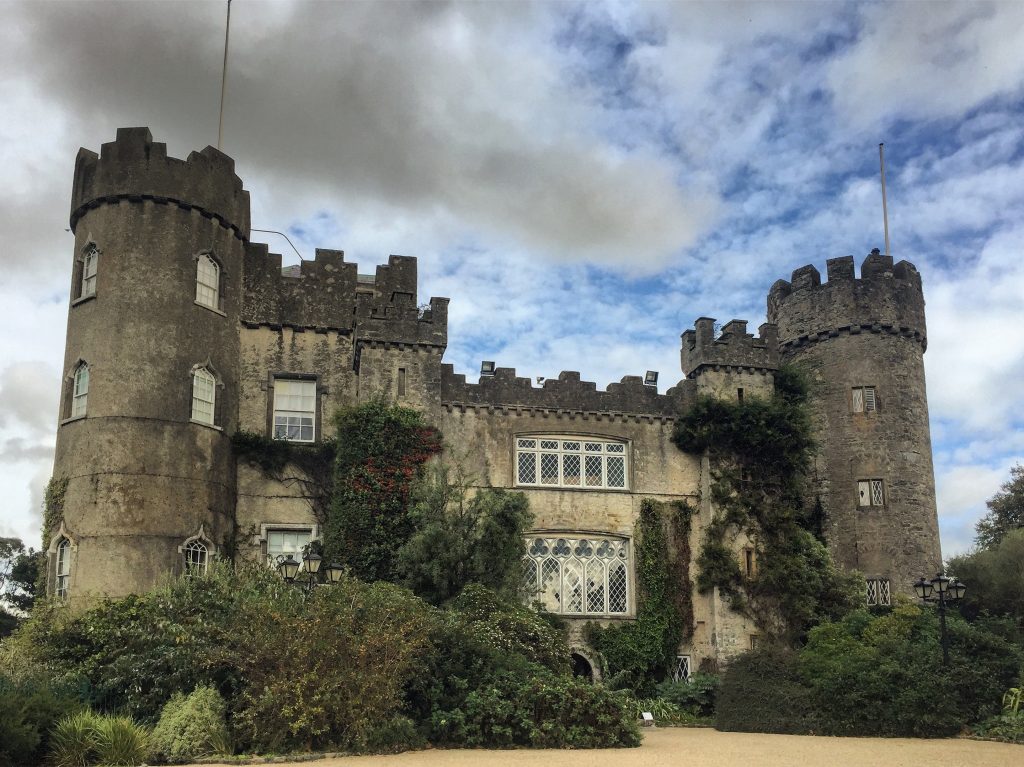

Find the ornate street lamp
[[914, 572, 966, 666], [276, 551, 344, 593]]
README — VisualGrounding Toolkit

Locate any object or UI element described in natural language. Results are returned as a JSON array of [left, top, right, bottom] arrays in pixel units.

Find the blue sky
[[1, 0, 1023, 557]]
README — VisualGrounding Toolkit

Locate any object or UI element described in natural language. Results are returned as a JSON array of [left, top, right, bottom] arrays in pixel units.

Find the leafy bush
[[50, 710, 149, 767], [459, 671, 640, 748], [362, 716, 425, 754], [656, 673, 719, 717], [716, 646, 817, 733], [0, 674, 84, 767], [150, 686, 230, 763], [396, 463, 533, 605], [718, 605, 1023, 737]]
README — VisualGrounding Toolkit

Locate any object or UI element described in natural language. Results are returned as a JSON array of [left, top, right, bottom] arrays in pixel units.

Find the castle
[[48, 128, 941, 671]]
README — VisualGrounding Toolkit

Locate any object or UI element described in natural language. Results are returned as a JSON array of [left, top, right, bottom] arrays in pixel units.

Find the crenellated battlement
[[680, 318, 779, 379], [70, 127, 251, 236], [767, 250, 926, 349], [242, 249, 448, 347], [441, 366, 693, 417]]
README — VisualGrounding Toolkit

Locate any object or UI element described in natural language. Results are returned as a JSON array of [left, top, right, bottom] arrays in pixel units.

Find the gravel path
[[198, 727, 1021, 767]]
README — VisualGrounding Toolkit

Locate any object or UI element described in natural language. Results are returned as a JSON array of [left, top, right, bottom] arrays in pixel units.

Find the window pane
[[585, 455, 602, 486], [607, 456, 626, 487], [858, 480, 870, 506], [267, 529, 312, 565], [871, 480, 884, 506], [196, 255, 220, 309], [540, 453, 559, 484], [864, 387, 876, 412], [523, 535, 630, 617], [517, 452, 536, 484], [608, 561, 628, 613], [191, 369, 216, 424], [852, 387, 864, 412], [517, 438, 536, 449], [273, 380, 316, 442], [562, 453, 581, 486]]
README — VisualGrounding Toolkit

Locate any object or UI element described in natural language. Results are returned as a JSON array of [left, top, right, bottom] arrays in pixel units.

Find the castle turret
[[52, 128, 249, 602], [767, 251, 941, 597], [681, 317, 779, 400]]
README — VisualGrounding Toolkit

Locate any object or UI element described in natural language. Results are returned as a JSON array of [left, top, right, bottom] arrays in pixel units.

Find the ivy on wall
[[585, 498, 694, 695], [325, 400, 442, 583], [673, 366, 861, 643], [42, 476, 68, 550]]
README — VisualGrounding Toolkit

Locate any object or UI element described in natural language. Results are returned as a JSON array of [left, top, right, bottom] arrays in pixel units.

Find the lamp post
[[913, 572, 967, 666], [277, 551, 345, 594]]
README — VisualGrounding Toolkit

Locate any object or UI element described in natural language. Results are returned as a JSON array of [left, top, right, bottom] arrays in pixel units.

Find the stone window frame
[[266, 373, 322, 443], [61, 360, 90, 423], [256, 523, 321, 568], [672, 654, 692, 682], [851, 385, 878, 414], [178, 525, 216, 577], [513, 434, 630, 491], [72, 242, 100, 305], [189, 360, 224, 429], [46, 521, 77, 599], [857, 478, 886, 508], [523, 530, 634, 619], [740, 546, 757, 578], [194, 250, 226, 315]]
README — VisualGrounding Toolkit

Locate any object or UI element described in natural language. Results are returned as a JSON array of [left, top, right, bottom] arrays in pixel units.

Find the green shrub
[[50, 711, 100, 767], [459, 671, 640, 748], [0, 674, 84, 766], [656, 673, 719, 717], [363, 715, 426, 754], [150, 686, 230, 763], [92, 715, 150, 766], [716, 646, 816, 733]]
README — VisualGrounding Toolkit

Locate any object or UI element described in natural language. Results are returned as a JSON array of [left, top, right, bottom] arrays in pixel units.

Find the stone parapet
[[680, 318, 779, 378], [70, 127, 250, 236]]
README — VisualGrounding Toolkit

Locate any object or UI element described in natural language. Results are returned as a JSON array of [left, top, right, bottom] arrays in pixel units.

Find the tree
[[948, 528, 1024, 631], [975, 464, 1024, 549], [1, 537, 42, 636], [395, 462, 533, 605]]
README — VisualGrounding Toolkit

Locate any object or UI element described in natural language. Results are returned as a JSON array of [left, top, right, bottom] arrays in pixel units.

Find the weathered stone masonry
[[51, 129, 942, 669]]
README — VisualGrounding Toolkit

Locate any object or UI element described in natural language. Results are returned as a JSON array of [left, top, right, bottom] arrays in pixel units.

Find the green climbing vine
[[42, 475, 69, 549], [673, 365, 861, 643], [232, 431, 337, 524], [585, 498, 694, 695]]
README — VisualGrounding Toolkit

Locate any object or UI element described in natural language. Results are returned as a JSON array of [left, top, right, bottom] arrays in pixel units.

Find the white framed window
[[191, 367, 216, 425], [183, 539, 209, 577], [71, 363, 89, 418], [266, 528, 313, 566], [80, 243, 98, 298], [866, 578, 891, 606], [524, 534, 630, 616], [55, 538, 71, 598], [852, 386, 877, 413], [858, 479, 885, 507], [515, 437, 628, 490], [195, 253, 220, 310], [672, 655, 692, 682], [272, 379, 316, 442]]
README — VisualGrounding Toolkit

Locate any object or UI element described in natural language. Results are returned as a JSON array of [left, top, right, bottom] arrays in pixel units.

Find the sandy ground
[[198, 727, 1022, 767]]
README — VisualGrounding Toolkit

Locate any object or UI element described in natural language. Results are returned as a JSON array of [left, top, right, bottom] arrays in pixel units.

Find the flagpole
[[217, 0, 232, 150], [880, 145, 888, 259]]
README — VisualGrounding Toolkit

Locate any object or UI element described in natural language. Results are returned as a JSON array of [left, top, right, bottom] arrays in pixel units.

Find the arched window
[[71, 363, 89, 418], [191, 367, 216, 425], [183, 539, 209, 577], [55, 538, 71, 598], [195, 254, 220, 310], [524, 534, 630, 616], [80, 243, 99, 298]]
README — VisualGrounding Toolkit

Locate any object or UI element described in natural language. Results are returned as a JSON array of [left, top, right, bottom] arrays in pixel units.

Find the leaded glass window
[[273, 379, 316, 442], [515, 437, 628, 490], [866, 578, 891, 606], [524, 534, 630, 616], [858, 479, 885, 507]]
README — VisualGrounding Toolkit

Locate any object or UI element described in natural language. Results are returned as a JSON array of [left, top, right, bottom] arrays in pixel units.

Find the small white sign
[[641, 712, 655, 726]]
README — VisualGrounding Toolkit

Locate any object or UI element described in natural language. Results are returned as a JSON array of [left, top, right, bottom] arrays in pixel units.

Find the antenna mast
[[880, 144, 888, 260], [217, 0, 232, 150]]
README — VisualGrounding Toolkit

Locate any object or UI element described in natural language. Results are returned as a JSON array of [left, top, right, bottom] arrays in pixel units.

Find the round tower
[[51, 128, 250, 603], [766, 251, 941, 598]]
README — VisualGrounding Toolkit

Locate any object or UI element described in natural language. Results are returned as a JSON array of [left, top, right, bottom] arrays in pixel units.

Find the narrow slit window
[[80, 244, 98, 298], [71, 363, 89, 418], [397, 367, 407, 397], [55, 538, 71, 598]]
